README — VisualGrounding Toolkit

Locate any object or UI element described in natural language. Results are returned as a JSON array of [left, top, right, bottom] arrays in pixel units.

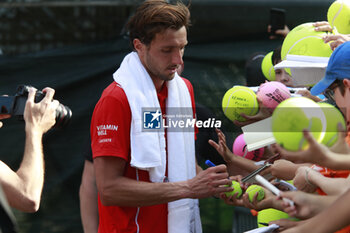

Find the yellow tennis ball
[[245, 185, 265, 202], [318, 102, 346, 147], [281, 22, 333, 61], [257, 208, 291, 228], [328, 0, 350, 34], [222, 86, 259, 122], [261, 51, 276, 81], [272, 97, 327, 151], [225, 180, 243, 198]]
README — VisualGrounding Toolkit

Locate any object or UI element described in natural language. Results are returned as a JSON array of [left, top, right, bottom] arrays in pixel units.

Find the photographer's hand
[[24, 87, 59, 134]]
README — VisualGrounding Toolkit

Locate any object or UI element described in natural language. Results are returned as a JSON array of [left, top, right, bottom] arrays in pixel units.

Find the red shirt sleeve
[[90, 83, 131, 161]]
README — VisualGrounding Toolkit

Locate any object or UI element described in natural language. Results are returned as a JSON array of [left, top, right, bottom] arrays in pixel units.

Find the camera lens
[[54, 104, 72, 128]]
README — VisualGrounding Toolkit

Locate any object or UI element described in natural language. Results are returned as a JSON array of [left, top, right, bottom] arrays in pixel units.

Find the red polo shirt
[[91, 78, 196, 233]]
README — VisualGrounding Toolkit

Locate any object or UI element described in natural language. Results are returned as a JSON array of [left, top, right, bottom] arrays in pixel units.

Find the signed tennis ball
[[318, 102, 346, 147], [222, 86, 259, 122], [328, 0, 350, 34], [246, 184, 265, 202], [261, 51, 276, 81], [256, 81, 291, 110], [271, 97, 327, 151], [281, 22, 333, 61], [225, 180, 243, 198]]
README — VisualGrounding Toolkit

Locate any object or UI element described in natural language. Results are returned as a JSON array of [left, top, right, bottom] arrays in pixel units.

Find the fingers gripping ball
[[246, 185, 265, 202], [318, 102, 346, 147], [271, 97, 327, 151], [222, 86, 259, 122], [261, 51, 276, 81], [328, 0, 350, 34], [257, 81, 291, 110], [233, 134, 264, 161], [225, 180, 243, 198], [281, 22, 333, 61]]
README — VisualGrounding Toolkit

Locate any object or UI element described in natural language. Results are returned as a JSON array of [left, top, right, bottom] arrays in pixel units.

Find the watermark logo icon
[[143, 109, 162, 129]]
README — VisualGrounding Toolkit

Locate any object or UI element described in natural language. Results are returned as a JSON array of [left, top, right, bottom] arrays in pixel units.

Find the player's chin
[[162, 72, 176, 81]]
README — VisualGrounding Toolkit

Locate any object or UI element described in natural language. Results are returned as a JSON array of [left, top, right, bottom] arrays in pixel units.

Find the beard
[[158, 71, 176, 81]]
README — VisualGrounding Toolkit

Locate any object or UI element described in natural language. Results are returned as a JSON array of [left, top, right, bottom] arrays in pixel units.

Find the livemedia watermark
[[142, 107, 222, 132]]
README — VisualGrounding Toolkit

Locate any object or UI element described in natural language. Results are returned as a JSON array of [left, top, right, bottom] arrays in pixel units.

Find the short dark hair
[[331, 79, 345, 96], [245, 52, 266, 86], [126, 0, 191, 50], [272, 46, 282, 66]]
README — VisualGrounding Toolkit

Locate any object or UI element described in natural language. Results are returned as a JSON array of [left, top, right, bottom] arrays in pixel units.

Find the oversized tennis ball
[[318, 102, 346, 147], [246, 185, 265, 202], [222, 86, 259, 122], [261, 51, 276, 81], [225, 180, 243, 198], [232, 133, 264, 161], [281, 22, 333, 61], [328, 0, 350, 34], [257, 81, 291, 110], [271, 97, 327, 151], [257, 208, 291, 228]]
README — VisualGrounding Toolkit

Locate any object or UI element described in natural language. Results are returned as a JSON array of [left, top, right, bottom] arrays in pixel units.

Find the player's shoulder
[[180, 77, 194, 91], [101, 81, 127, 100]]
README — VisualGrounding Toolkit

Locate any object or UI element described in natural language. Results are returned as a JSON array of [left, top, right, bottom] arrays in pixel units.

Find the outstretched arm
[[279, 191, 338, 220], [94, 156, 233, 207], [272, 129, 350, 170], [281, 189, 350, 233], [0, 87, 58, 212]]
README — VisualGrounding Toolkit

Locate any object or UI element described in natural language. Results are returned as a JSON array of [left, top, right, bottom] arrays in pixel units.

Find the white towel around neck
[[113, 52, 202, 233]]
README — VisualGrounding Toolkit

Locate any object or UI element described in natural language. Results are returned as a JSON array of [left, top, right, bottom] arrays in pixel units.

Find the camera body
[[0, 85, 72, 128]]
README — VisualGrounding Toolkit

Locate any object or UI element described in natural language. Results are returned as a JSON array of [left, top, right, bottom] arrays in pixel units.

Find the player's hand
[[187, 164, 232, 198]]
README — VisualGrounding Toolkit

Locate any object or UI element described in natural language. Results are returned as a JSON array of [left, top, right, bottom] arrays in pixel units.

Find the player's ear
[[133, 39, 144, 53], [343, 79, 350, 89]]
